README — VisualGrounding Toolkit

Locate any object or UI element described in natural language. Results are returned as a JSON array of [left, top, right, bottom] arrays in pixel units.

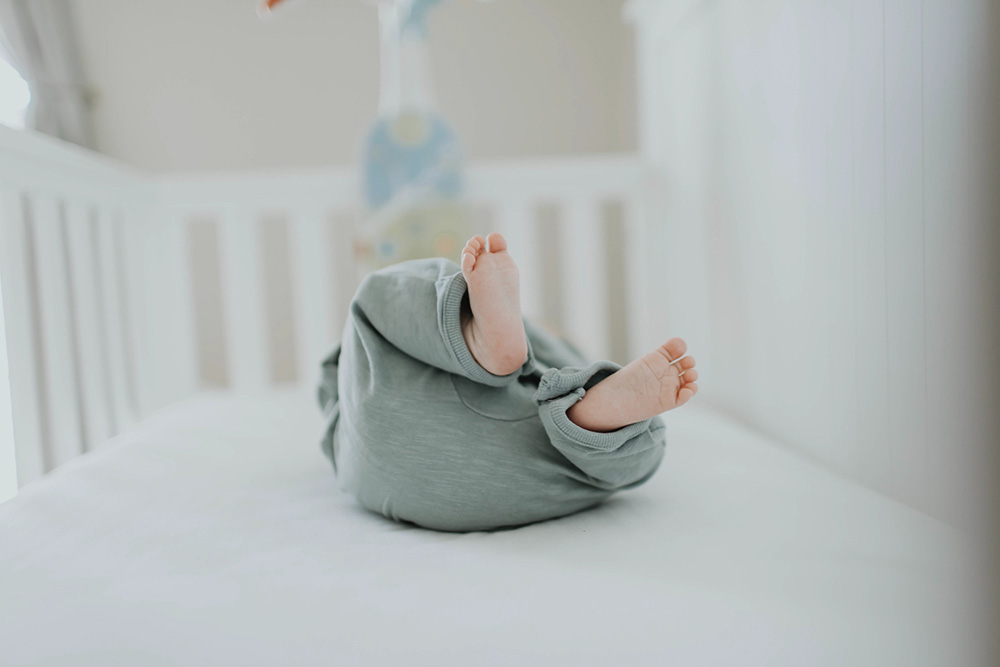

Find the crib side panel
[[0, 188, 46, 488], [158, 157, 646, 392], [0, 127, 651, 490], [0, 125, 155, 491], [627, 0, 1000, 530]]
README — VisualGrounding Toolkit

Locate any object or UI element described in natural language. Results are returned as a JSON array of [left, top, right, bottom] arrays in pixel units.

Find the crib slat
[[64, 202, 114, 450], [620, 197, 652, 361], [31, 196, 85, 467], [0, 189, 46, 485], [221, 209, 268, 391], [330, 211, 359, 336], [520, 205, 545, 324], [291, 209, 335, 387], [115, 210, 140, 423], [0, 257, 17, 501], [96, 208, 136, 432], [497, 199, 544, 322], [563, 199, 609, 360]]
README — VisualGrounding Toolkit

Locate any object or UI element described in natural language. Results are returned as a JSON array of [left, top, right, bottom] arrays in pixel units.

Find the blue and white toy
[[261, 0, 487, 270], [357, 0, 467, 270]]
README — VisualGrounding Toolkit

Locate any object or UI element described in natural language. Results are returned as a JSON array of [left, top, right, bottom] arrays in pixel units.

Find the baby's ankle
[[464, 318, 527, 376]]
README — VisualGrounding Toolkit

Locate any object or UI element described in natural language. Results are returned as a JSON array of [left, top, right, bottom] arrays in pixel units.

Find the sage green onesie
[[317, 258, 666, 532]]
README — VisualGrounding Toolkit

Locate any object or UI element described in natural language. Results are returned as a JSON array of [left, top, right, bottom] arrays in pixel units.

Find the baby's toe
[[679, 382, 699, 404], [462, 236, 483, 257], [461, 248, 477, 274], [661, 337, 687, 362], [486, 232, 508, 253]]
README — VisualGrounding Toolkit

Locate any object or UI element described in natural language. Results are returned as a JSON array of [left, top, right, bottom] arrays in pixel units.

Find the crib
[[1, 0, 995, 664], [0, 123, 655, 489]]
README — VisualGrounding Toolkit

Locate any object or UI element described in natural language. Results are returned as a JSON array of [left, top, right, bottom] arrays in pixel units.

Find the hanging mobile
[[260, 0, 492, 272]]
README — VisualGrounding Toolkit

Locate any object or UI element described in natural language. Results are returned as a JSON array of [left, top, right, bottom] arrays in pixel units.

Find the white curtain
[[0, 0, 93, 148]]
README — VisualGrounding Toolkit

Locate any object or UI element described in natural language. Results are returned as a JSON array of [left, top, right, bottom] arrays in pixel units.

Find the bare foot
[[566, 338, 699, 432], [460, 232, 528, 375]]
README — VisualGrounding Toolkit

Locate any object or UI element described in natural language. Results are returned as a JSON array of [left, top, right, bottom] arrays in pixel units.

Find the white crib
[[0, 121, 988, 666], [1, 0, 996, 661], [0, 123, 656, 491]]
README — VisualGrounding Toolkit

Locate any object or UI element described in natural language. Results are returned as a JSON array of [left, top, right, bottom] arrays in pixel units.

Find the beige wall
[[72, 0, 637, 172]]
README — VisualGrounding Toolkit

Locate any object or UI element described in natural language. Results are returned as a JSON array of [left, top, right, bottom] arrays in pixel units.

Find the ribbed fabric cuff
[[437, 271, 536, 387], [536, 363, 653, 450]]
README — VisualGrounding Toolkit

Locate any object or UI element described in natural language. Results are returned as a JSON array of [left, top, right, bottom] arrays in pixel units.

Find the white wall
[[631, 0, 1000, 530], [72, 0, 637, 172]]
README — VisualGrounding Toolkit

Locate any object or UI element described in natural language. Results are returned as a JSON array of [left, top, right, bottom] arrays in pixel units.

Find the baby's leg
[[347, 256, 532, 386], [459, 230, 699, 430], [535, 362, 668, 490], [567, 338, 699, 432]]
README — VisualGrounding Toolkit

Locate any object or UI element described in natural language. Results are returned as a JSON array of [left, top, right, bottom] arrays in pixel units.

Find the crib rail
[[156, 156, 651, 395], [1, 125, 652, 491], [0, 125, 151, 489]]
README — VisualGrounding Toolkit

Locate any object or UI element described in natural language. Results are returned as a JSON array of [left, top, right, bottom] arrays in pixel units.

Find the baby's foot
[[566, 338, 699, 433], [460, 233, 528, 376]]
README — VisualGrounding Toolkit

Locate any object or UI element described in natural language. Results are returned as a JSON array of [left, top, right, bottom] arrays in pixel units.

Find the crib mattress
[[0, 391, 984, 666]]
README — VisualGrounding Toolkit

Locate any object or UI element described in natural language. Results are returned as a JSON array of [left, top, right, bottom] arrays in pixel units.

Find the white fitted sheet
[[0, 391, 984, 665]]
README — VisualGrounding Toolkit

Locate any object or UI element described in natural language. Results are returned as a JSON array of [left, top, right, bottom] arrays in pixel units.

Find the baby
[[317, 232, 699, 532]]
